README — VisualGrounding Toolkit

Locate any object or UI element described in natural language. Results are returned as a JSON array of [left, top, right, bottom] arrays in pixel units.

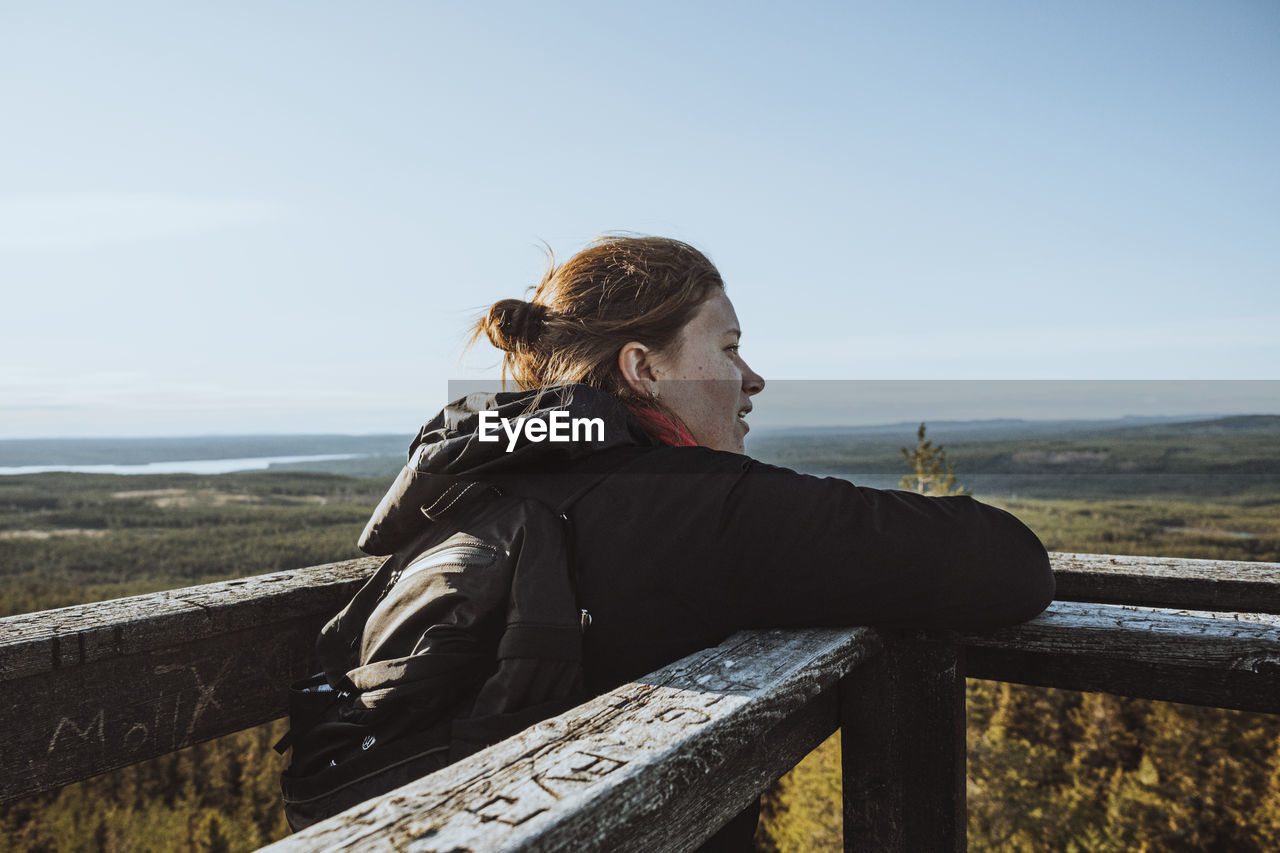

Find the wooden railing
[[4, 553, 1280, 851]]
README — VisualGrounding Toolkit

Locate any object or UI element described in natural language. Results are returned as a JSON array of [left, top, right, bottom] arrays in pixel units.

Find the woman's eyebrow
[[725, 327, 742, 338]]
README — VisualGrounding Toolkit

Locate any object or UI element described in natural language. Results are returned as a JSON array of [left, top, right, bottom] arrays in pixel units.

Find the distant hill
[[748, 414, 1280, 501], [752, 412, 1280, 440], [1107, 414, 1280, 436], [752, 414, 1264, 441]]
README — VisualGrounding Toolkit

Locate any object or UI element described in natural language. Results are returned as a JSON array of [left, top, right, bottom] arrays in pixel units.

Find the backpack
[[276, 477, 595, 831]]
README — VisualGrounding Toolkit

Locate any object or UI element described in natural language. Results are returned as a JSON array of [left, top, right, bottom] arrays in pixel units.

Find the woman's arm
[[630, 448, 1055, 633]]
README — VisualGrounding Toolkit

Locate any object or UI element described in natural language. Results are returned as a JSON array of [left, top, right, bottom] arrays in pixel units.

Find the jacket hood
[[359, 384, 657, 555]]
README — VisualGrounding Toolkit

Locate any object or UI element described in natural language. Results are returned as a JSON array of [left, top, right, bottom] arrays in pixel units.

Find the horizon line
[[3, 411, 1278, 443]]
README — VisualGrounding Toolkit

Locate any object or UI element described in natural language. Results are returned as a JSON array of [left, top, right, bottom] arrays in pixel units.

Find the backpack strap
[[549, 464, 632, 627], [547, 446, 657, 617]]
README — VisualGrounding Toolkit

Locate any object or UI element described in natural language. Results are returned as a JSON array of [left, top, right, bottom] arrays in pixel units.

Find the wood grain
[[0, 557, 380, 804], [1051, 552, 1280, 614], [961, 600, 1280, 713], [7, 548, 1280, 843], [260, 627, 884, 853], [842, 635, 966, 853]]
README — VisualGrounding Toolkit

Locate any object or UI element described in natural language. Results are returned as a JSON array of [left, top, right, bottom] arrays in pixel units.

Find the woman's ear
[[618, 341, 659, 398]]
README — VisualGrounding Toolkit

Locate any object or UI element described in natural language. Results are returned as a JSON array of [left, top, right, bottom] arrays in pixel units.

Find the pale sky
[[3, 2, 1277, 437]]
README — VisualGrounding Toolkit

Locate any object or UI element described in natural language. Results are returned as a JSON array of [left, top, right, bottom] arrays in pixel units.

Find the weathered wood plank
[[0, 557, 380, 681], [961, 601, 1280, 713], [841, 635, 965, 853], [607, 691, 839, 853], [261, 627, 884, 853], [7, 549, 1280, 818], [1051, 552, 1280, 614], [0, 558, 381, 804]]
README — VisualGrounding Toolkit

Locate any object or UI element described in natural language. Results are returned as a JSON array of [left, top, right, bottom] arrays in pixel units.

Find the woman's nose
[[742, 363, 765, 396]]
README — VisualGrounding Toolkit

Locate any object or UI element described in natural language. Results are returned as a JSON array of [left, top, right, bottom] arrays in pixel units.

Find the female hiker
[[280, 235, 1054, 849]]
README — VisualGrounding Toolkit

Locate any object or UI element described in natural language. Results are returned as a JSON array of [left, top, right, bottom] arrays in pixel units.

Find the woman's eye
[[725, 344, 740, 354]]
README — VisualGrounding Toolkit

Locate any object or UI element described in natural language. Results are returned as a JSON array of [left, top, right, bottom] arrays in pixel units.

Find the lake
[[0, 454, 364, 476]]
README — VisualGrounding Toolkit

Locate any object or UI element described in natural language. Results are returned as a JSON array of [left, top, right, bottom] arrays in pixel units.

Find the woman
[[286, 235, 1054, 847]]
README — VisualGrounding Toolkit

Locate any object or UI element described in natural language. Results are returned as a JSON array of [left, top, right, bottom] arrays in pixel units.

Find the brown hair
[[472, 235, 724, 405]]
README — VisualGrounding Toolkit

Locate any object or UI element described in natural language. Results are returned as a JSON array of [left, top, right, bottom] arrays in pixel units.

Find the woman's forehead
[[689, 290, 740, 336]]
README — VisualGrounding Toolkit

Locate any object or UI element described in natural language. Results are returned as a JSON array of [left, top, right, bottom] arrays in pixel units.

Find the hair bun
[[484, 299, 549, 352]]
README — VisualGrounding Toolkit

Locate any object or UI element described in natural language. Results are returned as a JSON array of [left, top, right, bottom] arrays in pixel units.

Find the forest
[[1, 418, 1279, 851]]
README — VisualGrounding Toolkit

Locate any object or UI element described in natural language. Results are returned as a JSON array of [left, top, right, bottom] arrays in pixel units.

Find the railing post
[[840, 632, 966, 852]]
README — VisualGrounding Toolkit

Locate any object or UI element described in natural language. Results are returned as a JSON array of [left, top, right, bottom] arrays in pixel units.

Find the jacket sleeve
[[664, 450, 1055, 633]]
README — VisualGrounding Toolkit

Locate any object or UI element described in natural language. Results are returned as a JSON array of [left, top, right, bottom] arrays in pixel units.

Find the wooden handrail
[[3, 552, 1279, 850], [255, 602, 1280, 851], [262, 627, 884, 852], [0, 556, 380, 804], [1051, 552, 1280, 613], [964, 600, 1280, 713]]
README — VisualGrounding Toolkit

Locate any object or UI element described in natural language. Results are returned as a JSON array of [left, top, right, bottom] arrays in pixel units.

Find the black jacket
[[359, 384, 1054, 846], [363, 384, 1053, 688]]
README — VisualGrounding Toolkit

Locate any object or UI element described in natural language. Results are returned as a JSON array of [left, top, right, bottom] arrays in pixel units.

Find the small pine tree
[[900, 423, 970, 497]]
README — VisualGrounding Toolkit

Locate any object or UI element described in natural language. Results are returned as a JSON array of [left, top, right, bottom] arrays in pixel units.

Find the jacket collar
[[359, 385, 657, 555]]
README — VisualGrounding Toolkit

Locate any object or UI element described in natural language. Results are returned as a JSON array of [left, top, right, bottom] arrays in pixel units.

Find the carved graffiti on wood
[[465, 748, 631, 827], [47, 709, 105, 753], [44, 658, 234, 757], [157, 658, 231, 743], [534, 749, 628, 799], [653, 706, 712, 727], [467, 792, 549, 827]]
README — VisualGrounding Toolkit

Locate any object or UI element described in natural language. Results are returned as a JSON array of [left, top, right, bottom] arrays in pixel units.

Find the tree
[[900, 423, 970, 497]]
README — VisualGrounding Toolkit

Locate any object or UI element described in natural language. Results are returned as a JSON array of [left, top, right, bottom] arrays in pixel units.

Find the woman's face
[[649, 290, 766, 453]]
